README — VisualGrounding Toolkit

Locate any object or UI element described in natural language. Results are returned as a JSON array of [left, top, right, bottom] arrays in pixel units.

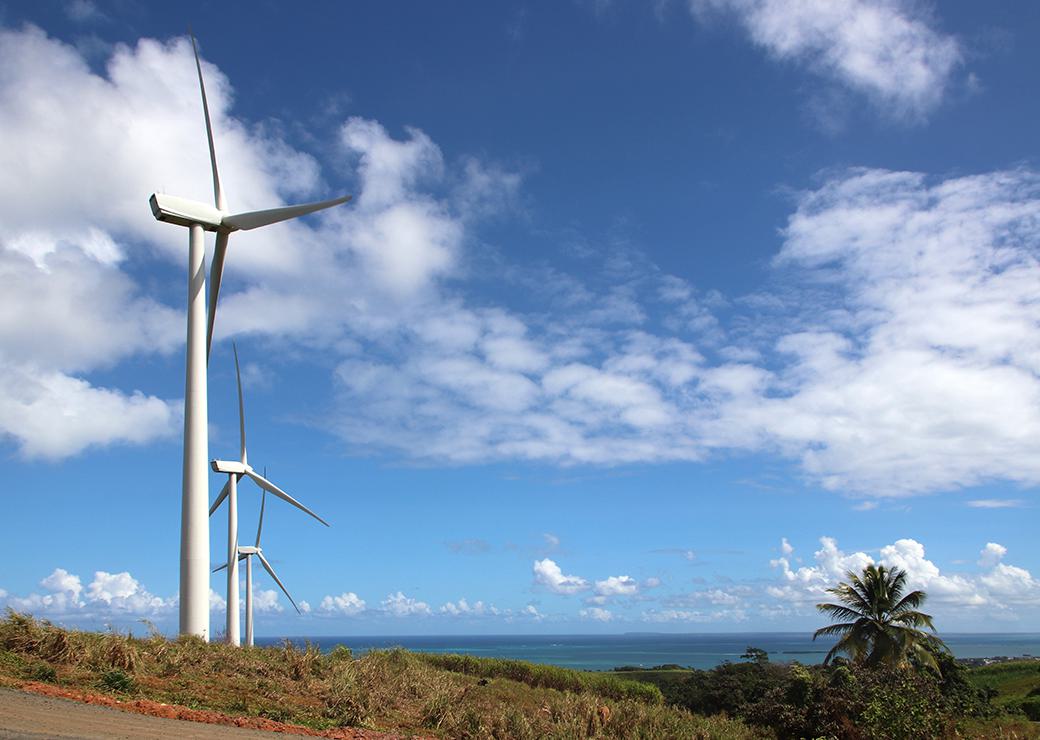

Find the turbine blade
[[209, 478, 231, 516], [256, 489, 266, 547], [244, 470, 329, 527], [257, 551, 300, 614], [234, 342, 247, 465], [211, 552, 247, 573], [190, 33, 226, 211], [205, 230, 230, 363], [222, 195, 351, 231]]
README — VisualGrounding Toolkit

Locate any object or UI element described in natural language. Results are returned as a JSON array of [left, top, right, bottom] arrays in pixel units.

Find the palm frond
[[813, 621, 858, 639], [815, 603, 866, 622]]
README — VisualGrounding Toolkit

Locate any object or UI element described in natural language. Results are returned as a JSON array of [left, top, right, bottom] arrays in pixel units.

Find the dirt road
[[0, 688, 401, 740]]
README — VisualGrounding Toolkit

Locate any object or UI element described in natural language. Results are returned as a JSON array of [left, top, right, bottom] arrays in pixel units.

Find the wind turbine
[[215, 489, 302, 647], [210, 343, 328, 645], [149, 33, 349, 639]]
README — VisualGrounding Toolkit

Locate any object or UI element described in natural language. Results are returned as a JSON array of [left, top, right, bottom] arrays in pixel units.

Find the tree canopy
[[814, 564, 948, 670]]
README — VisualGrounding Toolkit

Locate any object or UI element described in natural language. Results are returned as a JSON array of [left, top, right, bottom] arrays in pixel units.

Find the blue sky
[[1, 0, 1038, 635]]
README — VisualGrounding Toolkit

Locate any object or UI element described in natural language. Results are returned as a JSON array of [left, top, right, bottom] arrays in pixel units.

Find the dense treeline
[[659, 652, 1001, 739]]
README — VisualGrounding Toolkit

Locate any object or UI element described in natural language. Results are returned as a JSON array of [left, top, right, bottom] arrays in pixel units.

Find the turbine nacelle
[[212, 459, 247, 475], [150, 193, 228, 232]]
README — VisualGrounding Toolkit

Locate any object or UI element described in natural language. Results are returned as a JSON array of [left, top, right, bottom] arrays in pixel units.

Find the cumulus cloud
[[579, 606, 613, 622], [521, 604, 544, 621], [769, 537, 1040, 612], [586, 575, 641, 604], [5, 567, 171, 617], [690, 0, 961, 120], [320, 592, 366, 616], [381, 591, 431, 617], [251, 589, 284, 614], [0, 366, 179, 459], [439, 598, 499, 617], [533, 559, 589, 595]]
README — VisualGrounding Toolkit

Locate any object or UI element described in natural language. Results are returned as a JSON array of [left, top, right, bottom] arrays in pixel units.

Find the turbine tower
[[211, 343, 328, 645], [149, 34, 349, 639], [215, 490, 304, 646]]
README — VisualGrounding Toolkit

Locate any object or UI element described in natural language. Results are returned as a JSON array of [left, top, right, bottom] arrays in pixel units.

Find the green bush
[[100, 668, 135, 693], [328, 644, 353, 662], [1018, 696, 1040, 721], [26, 661, 57, 683]]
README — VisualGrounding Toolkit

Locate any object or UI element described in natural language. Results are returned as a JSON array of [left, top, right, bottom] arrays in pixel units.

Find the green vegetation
[[814, 564, 947, 670], [0, 611, 757, 738], [2, 609, 1036, 737], [619, 652, 1039, 738], [418, 652, 662, 703], [967, 659, 1040, 719]]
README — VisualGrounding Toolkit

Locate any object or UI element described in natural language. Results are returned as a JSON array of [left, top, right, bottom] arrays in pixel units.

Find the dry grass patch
[[0, 611, 760, 738]]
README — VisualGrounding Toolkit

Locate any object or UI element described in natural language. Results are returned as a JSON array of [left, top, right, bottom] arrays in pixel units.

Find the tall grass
[[0, 611, 759, 738], [418, 652, 664, 704]]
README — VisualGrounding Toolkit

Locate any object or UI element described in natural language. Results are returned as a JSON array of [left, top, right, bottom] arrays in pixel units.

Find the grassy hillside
[[0, 611, 758, 738], [967, 660, 1040, 718]]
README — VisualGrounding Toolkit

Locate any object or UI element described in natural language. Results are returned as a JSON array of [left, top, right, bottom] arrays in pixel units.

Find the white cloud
[[967, 499, 1026, 509], [579, 606, 613, 622], [251, 589, 283, 614], [0, 365, 179, 459], [381, 591, 431, 617], [3, 26, 1038, 504], [522, 604, 543, 621], [40, 569, 82, 601], [5, 567, 171, 617], [769, 537, 1040, 613], [594, 575, 639, 598], [641, 607, 748, 623], [210, 589, 226, 612], [716, 168, 1040, 494], [533, 559, 589, 595], [978, 543, 1007, 568], [768, 536, 874, 602], [690, 0, 961, 119], [439, 598, 499, 617], [85, 571, 171, 614], [320, 592, 366, 616], [298, 600, 311, 614]]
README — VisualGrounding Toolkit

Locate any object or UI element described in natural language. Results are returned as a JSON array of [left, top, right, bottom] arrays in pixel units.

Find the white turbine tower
[[150, 34, 349, 639], [215, 489, 302, 647], [211, 343, 328, 645]]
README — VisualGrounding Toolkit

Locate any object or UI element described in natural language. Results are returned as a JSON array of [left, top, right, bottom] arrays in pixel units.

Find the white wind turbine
[[215, 489, 302, 647], [149, 34, 349, 639], [210, 343, 328, 646]]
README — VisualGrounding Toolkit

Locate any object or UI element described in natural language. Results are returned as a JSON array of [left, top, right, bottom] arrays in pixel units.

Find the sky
[[1, 0, 1038, 636]]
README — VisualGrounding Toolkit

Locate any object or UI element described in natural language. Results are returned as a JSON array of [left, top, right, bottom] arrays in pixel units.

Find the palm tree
[[814, 564, 947, 670]]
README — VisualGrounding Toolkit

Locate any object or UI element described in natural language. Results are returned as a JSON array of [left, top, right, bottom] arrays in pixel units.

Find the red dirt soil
[[19, 681, 419, 739]]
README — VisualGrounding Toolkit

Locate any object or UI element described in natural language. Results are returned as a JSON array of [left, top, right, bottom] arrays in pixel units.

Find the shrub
[[100, 668, 135, 693], [1018, 696, 1040, 721], [26, 662, 57, 683], [328, 644, 353, 663]]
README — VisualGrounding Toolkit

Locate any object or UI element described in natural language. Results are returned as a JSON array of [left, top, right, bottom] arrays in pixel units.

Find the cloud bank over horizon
[[5, 534, 1035, 629]]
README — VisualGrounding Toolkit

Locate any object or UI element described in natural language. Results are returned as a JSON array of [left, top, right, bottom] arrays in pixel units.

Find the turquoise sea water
[[259, 633, 1040, 671]]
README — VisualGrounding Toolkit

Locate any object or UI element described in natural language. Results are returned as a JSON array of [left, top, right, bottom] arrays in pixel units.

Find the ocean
[[258, 632, 1040, 671]]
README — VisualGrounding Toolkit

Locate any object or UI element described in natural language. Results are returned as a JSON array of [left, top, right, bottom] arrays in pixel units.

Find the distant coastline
[[261, 632, 1040, 672]]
